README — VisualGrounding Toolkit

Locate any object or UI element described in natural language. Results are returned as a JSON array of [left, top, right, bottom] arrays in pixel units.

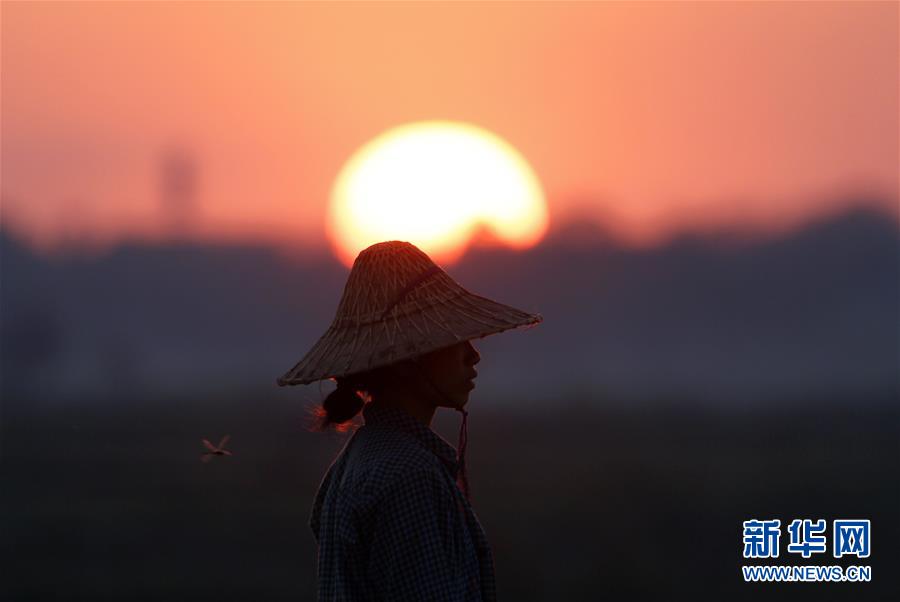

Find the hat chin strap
[[409, 357, 471, 502]]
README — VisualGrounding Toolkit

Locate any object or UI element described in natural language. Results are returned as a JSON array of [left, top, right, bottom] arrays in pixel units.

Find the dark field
[[2, 393, 898, 601]]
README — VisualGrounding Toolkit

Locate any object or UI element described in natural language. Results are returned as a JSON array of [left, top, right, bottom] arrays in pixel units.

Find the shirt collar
[[362, 403, 460, 477]]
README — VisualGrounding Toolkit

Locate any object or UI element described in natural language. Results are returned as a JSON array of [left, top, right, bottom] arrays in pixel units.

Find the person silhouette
[[277, 240, 541, 601]]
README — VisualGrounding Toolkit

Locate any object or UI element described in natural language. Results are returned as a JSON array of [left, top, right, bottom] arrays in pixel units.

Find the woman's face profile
[[415, 340, 481, 409]]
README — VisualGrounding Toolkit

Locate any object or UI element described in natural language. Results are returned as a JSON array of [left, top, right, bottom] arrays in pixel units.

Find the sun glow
[[327, 121, 548, 266]]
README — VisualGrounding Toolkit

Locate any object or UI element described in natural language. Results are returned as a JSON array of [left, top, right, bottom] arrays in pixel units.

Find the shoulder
[[344, 425, 451, 501]]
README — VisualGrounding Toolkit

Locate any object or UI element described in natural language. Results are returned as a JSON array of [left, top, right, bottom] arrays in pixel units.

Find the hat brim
[[277, 291, 541, 386]]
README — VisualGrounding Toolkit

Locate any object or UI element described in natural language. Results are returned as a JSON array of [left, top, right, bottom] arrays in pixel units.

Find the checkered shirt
[[310, 404, 497, 601]]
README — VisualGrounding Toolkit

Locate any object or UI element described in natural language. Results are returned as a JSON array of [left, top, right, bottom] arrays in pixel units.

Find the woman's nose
[[466, 341, 480, 365]]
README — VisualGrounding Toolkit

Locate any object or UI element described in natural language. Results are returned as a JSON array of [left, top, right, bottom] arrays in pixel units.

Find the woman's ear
[[399, 356, 425, 379], [402, 356, 442, 398]]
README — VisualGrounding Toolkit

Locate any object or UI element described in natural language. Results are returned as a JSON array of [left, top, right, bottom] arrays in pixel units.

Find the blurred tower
[[158, 145, 199, 241]]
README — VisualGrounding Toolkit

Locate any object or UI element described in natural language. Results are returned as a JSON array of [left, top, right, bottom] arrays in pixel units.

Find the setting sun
[[327, 121, 548, 266]]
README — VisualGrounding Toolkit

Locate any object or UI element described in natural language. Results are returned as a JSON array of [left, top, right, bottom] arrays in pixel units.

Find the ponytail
[[312, 377, 368, 432]]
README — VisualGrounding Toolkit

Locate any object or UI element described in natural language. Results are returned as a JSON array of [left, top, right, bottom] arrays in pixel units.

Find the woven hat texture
[[277, 240, 541, 386]]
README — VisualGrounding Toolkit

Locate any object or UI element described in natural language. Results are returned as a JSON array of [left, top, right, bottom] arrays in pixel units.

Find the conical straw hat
[[277, 240, 542, 386]]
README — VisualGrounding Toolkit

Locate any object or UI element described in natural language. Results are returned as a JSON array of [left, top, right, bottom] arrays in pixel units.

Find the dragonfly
[[201, 435, 232, 463]]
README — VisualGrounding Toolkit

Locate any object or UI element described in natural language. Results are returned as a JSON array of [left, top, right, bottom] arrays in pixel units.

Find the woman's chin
[[440, 392, 470, 410]]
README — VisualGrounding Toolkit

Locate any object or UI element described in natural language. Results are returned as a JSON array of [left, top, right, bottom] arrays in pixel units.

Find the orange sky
[[2, 1, 897, 253]]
